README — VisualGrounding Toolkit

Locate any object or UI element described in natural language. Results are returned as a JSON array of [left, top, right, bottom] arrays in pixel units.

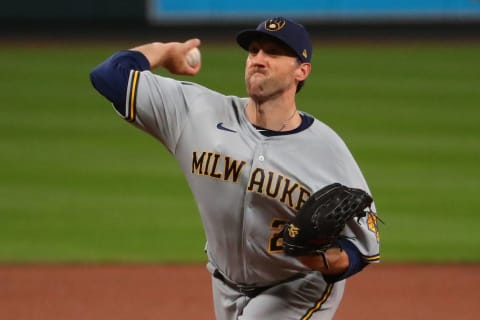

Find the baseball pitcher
[[90, 16, 381, 320]]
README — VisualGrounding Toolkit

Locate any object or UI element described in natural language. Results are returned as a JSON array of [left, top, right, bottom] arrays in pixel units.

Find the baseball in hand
[[186, 47, 201, 67]]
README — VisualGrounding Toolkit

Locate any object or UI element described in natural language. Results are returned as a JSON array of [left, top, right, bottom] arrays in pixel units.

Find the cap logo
[[302, 49, 308, 59], [265, 18, 286, 31]]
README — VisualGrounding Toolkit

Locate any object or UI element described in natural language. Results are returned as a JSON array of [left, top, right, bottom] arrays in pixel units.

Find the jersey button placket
[[255, 142, 267, 166]]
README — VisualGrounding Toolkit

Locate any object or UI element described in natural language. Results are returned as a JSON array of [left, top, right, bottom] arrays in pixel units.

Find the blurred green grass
[[0, 41, 479, 263]]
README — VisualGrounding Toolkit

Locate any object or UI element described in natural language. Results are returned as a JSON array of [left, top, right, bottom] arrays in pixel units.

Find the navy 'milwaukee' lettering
[[192, 151, 311, 209], [192, 151, 246, 182], [247, 168, 311, 210]]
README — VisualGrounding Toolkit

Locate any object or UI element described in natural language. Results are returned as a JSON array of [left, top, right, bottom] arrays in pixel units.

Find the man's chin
[[247, 85, 264, 98]]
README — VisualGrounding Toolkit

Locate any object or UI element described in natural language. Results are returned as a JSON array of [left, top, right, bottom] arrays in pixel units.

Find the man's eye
[[265, 48, 281, 55]]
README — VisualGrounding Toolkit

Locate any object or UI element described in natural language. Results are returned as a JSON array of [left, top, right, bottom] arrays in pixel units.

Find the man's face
[[245, 38, 305, 102]]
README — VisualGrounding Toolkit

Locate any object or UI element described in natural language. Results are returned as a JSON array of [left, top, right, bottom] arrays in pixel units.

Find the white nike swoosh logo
[[216, 122, 237, 133]]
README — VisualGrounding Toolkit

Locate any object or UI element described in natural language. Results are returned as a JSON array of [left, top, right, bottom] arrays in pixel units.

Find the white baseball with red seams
[[186, 47, 201, 67]]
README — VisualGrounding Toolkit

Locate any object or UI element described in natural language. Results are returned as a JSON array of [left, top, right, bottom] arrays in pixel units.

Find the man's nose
[[250, 50, 268, 64]]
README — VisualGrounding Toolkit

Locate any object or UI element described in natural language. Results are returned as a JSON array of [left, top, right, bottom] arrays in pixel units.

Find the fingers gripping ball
[[186, 47, 201, 67], [282, 183, 374, 262]]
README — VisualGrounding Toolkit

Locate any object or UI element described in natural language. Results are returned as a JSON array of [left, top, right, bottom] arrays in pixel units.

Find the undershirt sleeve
[[89, 50, 150, 112], [322, 238, 369, 283]]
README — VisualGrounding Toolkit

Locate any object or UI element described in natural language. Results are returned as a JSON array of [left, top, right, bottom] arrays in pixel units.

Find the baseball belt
[[213, 269, 304, 298]]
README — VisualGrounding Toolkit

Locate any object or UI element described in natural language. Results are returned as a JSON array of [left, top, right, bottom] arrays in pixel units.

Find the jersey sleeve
[[336, 147, 381, 267], [128, 71, 209, 154], [90, 50, 210, 154], [327, 147, 381, 281], [340, 162, 381, 266]]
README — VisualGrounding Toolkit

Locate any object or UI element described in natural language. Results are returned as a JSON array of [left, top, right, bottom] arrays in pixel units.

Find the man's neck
[[245, 98, 301, 132]]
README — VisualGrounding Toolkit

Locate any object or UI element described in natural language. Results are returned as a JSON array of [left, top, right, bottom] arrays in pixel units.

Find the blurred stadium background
[[1, 0, 479, 264], [2, 0, 480, 40]]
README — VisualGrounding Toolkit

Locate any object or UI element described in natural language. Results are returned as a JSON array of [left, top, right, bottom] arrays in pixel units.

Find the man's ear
[[296, 63, 312, 82]]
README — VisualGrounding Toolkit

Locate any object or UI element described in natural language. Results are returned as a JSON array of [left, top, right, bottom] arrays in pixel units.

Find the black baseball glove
[[282, 183, 373, 267]]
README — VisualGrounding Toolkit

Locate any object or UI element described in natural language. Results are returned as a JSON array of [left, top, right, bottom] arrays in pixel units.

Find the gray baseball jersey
[[123, 69, 380, 319]]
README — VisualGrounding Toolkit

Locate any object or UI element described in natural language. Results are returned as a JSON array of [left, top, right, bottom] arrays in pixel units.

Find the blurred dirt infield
[[0, 263, 478, 320]]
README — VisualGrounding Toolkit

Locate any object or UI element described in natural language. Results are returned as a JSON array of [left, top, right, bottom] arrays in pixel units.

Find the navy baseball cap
[[236, 17, 312, 63]]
